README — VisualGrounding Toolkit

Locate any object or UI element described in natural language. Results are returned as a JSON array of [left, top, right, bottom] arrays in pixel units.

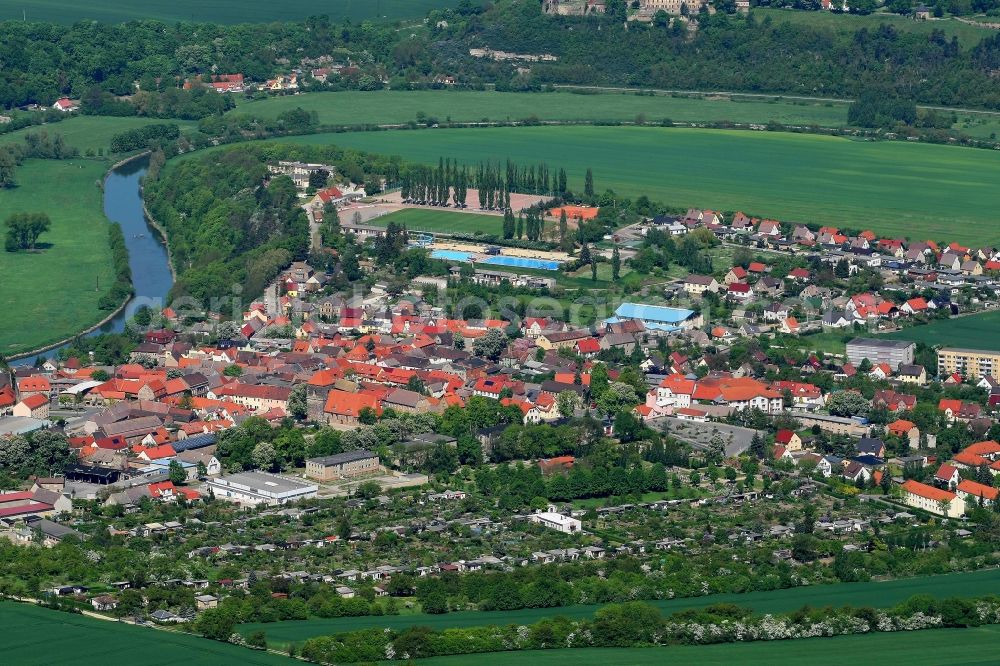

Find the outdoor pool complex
[[430, 249, 561, 271]]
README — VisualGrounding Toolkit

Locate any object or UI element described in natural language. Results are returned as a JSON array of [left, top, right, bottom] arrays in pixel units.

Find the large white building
[[846, 338, 915, 370], [530, 507, 582, 534], [207, 471, 318, 507]]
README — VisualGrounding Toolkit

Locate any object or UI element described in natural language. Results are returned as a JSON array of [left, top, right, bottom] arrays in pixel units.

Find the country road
[[551, 84, 1000, 118]]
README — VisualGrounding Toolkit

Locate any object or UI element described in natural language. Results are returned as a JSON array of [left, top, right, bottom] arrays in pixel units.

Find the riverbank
[[141, 197, 176, 282], [0, 159, 117, 359], [8, 154, 175, 364], [8, 154, 142, 362]]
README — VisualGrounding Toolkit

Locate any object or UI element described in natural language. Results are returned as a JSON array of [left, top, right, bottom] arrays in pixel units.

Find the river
[[13, 156, 175, 365]]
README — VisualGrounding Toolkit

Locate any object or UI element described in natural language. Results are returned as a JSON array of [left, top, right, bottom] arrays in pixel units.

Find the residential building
[[846, 338, 915, 370], [897, 364, 927, 386], [683, 274, 720, 296], [530, 507, 582, 534], [12, 394, 49, 419], [900, 480, 965, 517], [938, 347, 1000, 381], [957, 479, 998, 507]]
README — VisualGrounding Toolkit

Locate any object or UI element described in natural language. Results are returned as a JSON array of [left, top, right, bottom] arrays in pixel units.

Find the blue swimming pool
[[430, 249, 561, 271], [480, 256, 561, 271], [431, 249, 474, 262]]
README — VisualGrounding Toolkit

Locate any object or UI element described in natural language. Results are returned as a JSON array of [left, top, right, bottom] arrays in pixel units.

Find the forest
[[144, 144, 370, 307], [8, 2, 1000, 113]]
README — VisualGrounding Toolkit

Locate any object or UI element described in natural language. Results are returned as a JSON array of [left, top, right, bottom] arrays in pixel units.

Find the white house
[[530, 506, 582, 534]]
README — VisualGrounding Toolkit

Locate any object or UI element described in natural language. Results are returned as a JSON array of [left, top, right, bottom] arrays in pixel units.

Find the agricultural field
[[367, 208, 504, 236], [403, 625, 1000, 666], [286, 126, 1000, 245], [0, 159, 115, 356], [0, 116, 197, 155], [232, 90, 851, 128], [753, 8, 996, 50], [882, 310, 1000, 351], [239, 568, 1000, 647], [1, 0, 456, 24], [0, 601, 288, 665]]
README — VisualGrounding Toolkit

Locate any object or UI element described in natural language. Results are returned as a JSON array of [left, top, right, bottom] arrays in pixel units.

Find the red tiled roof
[[964, 440, 1000, 457], [323, 390, 381, 418], [19, 393, 48, 409], [902, 479, 955, 502], [958, 479, 998, 502]]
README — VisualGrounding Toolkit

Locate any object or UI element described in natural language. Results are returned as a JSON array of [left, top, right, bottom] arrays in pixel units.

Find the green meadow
[[753, 8, 995, 50], [232, 90, 851, 128], [1, 0, 455, 24], [239, 568, 1000, 646], [1, 116, 197, 155], [0, 601, 289, 665], [0, 159, 116, 355], [287, 125, 1000, 245], [883, 310, 1000, 351]]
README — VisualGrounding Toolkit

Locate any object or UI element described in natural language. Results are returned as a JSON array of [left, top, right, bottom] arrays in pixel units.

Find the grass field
[[368, 208, 504, 236], [882, 311, 1000, 351], [402, 625, 1000, 666], [0, 116, 197, 155], [0, 159, 116, 355], [754, 8, 996, 49], [239, 568, 1000, 646], [2, 0, 456, 24], [0, 601, 289, 665], [232, 90, 851, 128], [284, 126, 1000, 245]]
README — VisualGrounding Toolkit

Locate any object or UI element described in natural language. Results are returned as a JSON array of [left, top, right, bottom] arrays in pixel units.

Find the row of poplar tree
[[398, 157, 594, 210]]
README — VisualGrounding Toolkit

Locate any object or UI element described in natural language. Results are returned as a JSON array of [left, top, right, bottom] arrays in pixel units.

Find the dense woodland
[[144, 142, 408, 306], [145, 147, 310, 306], [7, 1, 1000, 112]]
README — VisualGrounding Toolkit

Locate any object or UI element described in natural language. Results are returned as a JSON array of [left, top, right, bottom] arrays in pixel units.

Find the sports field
[[1, 116, 197, 155], [1, 0, 456, 24], [882, 310, 1000, 351], [239, 568, 1000, 646], [368, 208, 504, 235], [288, 126, 1000, 245], [232, 90, 850, 128], [402, 625, 1000, 666], [0, 601, 289, 665], [0, 159, 116, 356]]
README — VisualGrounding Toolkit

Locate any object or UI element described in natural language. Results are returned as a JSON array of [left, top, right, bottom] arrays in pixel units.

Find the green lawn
[[789, 329, 855, 355], [368, 208, 504, 235], [882, 311, 1000, 351], [400, 625, 1000, 666], [753, 8, 996, 50], [232, 90, 851, 128], [284, 126, 1000, 245], [1, 116, 197, 155], [0, 159, 116, 355], [0, 601, 290, 665], [239, 568, 1000, 647], [3, 0, 457, 24]]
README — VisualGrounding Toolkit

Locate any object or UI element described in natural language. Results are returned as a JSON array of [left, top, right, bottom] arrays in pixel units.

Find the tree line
[[298, 594, 1000, 663]]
